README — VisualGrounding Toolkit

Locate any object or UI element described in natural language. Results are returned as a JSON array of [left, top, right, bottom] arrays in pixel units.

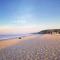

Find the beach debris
[[18, 37, 21, 39]]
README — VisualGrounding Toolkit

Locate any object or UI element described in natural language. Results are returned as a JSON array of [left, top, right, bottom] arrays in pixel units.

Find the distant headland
[[33, 29, 60, 34]]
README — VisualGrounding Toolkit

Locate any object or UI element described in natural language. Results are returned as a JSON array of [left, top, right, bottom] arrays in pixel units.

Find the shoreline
[[0, 34, 60, 48], [0, 37, 23, 48], [0, 34, 34, 48]]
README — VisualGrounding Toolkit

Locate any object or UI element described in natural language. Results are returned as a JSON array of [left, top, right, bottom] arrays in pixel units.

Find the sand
[[0, 38, 21, 48], [0, 35, 36, 48], [0, 34, 60, 60]]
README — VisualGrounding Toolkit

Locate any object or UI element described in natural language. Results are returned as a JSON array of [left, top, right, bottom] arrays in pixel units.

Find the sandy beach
[[0, 34, 60, 60], [0, 38, 21, 48]]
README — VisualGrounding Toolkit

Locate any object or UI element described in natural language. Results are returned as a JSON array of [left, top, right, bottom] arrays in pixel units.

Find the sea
[[0, 33, 32, 40]]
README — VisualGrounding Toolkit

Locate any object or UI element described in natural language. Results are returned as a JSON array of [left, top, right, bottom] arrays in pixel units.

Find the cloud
[[0, 23, 60, 34], [0, 24, 40, 34], [11, 12, 34, 26]]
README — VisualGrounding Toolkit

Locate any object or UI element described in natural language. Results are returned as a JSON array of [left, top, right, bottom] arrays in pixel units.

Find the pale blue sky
[[0, 0, 60, 33]]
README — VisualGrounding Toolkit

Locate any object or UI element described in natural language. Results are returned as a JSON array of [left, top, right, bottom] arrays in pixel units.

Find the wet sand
[[0, 38, 22, 48], [0, 35, 36, 48], [0, 34, 60, 60]]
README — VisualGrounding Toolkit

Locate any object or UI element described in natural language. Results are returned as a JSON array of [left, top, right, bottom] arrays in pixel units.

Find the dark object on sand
[[18, 37, 21, 39]]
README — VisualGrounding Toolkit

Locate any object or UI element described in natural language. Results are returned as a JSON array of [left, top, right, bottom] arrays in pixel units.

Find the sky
[[0, 0, 60, 34]]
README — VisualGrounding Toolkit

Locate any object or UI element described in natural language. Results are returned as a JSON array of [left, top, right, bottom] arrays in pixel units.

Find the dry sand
[[0, 34, 60, 60]]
